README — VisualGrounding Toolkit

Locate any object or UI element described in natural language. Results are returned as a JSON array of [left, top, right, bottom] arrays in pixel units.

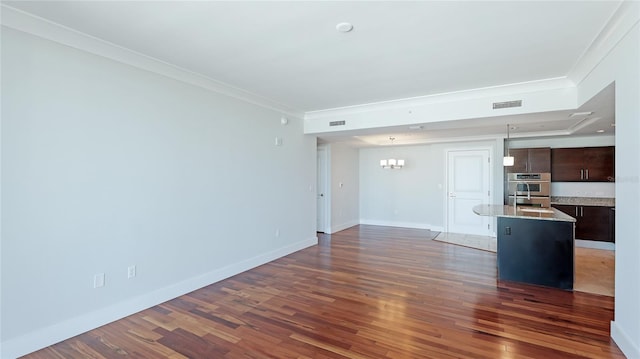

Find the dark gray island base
[[498, 216, 574, 290], [473, 205, 576, 290]]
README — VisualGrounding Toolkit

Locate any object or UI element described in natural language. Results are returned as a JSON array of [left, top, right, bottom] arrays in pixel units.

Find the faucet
[[512, 182, 531, 213]]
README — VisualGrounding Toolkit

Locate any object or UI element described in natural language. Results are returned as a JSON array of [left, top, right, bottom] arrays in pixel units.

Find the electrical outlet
[[93, 273, 105, 288], [127, 265, 136, 279]]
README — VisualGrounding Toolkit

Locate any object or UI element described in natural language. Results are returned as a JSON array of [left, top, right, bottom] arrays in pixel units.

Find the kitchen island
[[473, 204, 576, 290]]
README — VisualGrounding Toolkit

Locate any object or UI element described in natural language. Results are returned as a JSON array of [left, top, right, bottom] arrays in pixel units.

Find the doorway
[[317, 146, 329, 233]]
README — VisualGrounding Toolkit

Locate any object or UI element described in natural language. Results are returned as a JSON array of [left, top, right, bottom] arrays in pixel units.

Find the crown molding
[[568, 0, 640, 86], [0, 4, 304, 119]]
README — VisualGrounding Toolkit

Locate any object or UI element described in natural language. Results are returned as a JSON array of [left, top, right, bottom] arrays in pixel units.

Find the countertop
[[473, 204, 576, 222], [550, 196, 615, 207]]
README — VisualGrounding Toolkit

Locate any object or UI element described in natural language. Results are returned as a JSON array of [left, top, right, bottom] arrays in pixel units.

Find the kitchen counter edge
[[473, 204, 576, 222]]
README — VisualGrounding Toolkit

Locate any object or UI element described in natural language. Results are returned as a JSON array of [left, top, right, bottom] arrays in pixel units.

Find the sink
[[518, 208, 555, 214]]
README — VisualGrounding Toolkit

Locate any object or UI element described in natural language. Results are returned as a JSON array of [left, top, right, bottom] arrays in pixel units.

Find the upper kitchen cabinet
[[507, 147, 551, 173], [551, 146, 615, 182]]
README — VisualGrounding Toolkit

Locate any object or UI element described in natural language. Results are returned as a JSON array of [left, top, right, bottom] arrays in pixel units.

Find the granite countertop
[[551, 196, 615, 207], [473, 204, 576, 222]]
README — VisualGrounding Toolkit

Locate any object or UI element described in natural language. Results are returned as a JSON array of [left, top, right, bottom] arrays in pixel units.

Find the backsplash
[[550, 182, 615, 198], [551, 196, 615, 206]]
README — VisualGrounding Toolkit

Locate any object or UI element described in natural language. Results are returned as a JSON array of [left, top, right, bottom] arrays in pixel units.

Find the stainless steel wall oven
[[507, 173, 551, 207]]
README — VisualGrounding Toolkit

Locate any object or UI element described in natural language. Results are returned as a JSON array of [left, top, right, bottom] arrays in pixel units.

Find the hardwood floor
[[24, 225, 623, 358]]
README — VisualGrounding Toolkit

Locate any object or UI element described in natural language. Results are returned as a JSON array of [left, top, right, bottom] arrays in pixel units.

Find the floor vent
[[329, 120, 346, 126], [493, 100, 522, 109]]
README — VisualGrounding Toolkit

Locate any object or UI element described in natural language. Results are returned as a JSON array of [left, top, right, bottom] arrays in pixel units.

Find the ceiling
[[4, 1, 620, 144]]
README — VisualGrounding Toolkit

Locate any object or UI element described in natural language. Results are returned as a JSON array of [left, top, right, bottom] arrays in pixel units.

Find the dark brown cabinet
[[551, 146, 614, 182], [507, 147, 551, 173], [609, 208, 615, 243], [552, 204, 614, 242]]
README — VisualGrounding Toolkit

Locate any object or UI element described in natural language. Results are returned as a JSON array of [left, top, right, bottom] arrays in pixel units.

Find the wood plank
[[22, 226, 623, 358]]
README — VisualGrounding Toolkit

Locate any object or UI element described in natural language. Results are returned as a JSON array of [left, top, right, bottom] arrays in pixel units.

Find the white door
[[446, 149, 491, 235], [316, 147, 328, 233]]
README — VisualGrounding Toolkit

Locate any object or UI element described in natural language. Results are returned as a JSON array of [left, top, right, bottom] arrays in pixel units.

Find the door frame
[[316, 145, 330, 233], [444, 146, 494, 235]]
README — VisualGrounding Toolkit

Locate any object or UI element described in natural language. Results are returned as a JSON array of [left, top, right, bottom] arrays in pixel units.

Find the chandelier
[[380, 137, 405, 169]]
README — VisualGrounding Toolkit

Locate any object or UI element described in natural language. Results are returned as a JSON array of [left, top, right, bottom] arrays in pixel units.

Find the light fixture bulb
[[503, 156, 514, 166], [380, 137, 405, 169], [503, 123, 514, 167]]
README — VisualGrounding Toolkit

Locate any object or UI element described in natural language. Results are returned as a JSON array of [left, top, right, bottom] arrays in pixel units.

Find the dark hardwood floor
[[24, 225, 623, 358]]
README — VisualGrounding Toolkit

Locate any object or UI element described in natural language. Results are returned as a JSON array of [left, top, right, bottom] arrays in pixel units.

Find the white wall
[[360, 145, 435, 229], [573, 16, 640, 358], [1, 28, 316, 357], [359, 139, 501, 231], [328, 143, 359, 233]]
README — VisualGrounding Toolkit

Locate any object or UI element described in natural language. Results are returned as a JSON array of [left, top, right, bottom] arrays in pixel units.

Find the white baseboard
[[329, 220, 359, 234], [1, 237, 317, 359], [359, 219, 437, 230], [611, 320, 640, 359], [575, 239, 615, 250]]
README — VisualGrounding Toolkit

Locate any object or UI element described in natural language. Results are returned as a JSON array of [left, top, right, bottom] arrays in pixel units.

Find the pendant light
[[503, 124, 514, 167]]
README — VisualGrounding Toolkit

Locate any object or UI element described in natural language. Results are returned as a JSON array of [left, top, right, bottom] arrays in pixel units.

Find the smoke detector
[[336, 22, 354, 33]]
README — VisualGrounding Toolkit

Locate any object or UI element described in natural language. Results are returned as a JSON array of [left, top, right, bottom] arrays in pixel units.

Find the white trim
[[359, 219, 439, 231], [575, 239, 615, 251], [1, 237, 318, 359], [568, 1, 640, 86], [0, 4, 304, 119], [611, 320, 640, 359], [329, 220, 359, 234]]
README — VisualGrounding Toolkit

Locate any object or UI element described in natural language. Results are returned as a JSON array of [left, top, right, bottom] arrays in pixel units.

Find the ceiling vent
[[329, 120, 346, 126], [493, 100, 522, 110]]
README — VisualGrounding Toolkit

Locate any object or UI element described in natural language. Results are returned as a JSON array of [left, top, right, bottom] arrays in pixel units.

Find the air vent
[[493, 100, 522, 109], [329, 120, 346, 126]]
